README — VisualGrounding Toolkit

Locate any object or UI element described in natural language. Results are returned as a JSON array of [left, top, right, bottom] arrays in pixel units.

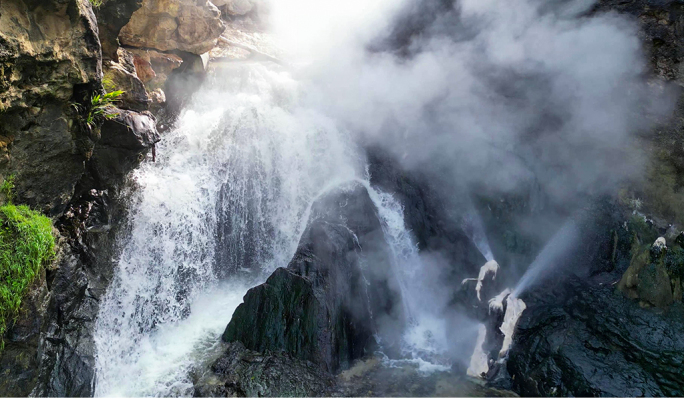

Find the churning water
[[93, 62, 360, 397], [93, 50, 455, 398]]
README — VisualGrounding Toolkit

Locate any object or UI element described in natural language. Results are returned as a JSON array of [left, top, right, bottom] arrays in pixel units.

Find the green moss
[[0, 204, 55, 347]]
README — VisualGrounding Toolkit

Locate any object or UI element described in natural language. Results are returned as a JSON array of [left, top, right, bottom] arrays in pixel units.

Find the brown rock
[[103, 62, 151, 111], [119, 0, 225, 54], [128, 49, 183, 90], [0, 0, 102, 213]]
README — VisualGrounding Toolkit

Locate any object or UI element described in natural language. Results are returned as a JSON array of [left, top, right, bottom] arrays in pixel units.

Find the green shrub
[[88, 0, 104, 7], [0, 182, 55, 348]]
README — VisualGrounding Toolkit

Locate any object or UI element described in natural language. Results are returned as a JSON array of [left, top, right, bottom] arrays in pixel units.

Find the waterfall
[[362, 182, 450, 371], [93, 62, 360, 397]]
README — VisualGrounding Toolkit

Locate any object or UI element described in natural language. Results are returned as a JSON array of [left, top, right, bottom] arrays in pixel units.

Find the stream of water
[[93, 62, 360, 397]]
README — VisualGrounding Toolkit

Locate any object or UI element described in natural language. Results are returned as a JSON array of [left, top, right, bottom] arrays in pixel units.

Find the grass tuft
[[0, 177, 55, 348]]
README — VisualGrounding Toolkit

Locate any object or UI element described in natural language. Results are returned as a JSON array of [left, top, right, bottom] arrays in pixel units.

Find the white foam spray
[[93, 61, 360, 397]]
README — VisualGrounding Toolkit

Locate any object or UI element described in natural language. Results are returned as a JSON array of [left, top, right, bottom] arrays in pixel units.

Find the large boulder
[[90, 108, 160, 186], [0, 0, 102, 214], [223, 183, 404, 372], [119, 0, 225, 55]]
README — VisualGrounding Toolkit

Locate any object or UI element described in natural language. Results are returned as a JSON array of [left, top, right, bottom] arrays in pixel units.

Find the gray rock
[[194, 341, 334, 397], [223, 183, 404, 372]]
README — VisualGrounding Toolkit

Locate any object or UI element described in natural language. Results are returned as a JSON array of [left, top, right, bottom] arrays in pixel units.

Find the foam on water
[[93, 62, 360, 397]]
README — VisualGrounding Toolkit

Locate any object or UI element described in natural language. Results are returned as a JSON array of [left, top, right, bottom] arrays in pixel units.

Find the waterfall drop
[[93, 62, 360, 397]]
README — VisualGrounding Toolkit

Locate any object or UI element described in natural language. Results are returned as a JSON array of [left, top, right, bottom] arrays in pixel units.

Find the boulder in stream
[[223, 182, 405, 372]]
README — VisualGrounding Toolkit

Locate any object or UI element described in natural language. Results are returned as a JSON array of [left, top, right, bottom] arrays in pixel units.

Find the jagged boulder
[[119, 0, 225, 55], [0, 0, 101, 214], [90, 109, 160, 186], [223, 183, 404, 372]]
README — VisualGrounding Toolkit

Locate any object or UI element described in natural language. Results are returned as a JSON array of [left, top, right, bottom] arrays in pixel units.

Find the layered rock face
[[0, 0, 101, 214], [119, 0, 225, 54], [223, 183, 404, 373], [93, 0, 143, 60]]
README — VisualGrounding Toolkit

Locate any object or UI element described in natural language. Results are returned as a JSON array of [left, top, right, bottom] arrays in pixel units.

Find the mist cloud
[[268, 0, 673, 206]]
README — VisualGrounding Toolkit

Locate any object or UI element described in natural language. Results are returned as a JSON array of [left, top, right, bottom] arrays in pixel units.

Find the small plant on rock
[[71, 89, 124, 132]]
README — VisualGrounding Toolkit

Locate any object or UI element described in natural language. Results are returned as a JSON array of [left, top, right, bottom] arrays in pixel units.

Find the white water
[[466, 324, 489, 377], [512, 219, 580, 297], [93, 62, 360, 397], [463, 210, 494, 262], [362, 182, 451, 367]]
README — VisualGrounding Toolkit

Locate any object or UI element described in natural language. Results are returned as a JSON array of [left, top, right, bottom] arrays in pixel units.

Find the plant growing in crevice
[[0, 177, 56, 349], [71, 90, 124, 133]]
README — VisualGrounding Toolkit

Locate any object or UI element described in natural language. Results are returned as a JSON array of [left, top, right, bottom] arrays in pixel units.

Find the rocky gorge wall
[[0, 0, 245, 395], [1, 0, 684, 397]]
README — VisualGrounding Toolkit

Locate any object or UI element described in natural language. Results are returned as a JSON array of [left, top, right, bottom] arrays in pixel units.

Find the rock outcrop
[[508, 278, 684, 397], [501, 202, 684, 396], [93, 0, 143, 60], [223, 182, 404, 373], [119, 0, 225, 55], [194, 341, 335, 397], [0, 0, 102, 214]]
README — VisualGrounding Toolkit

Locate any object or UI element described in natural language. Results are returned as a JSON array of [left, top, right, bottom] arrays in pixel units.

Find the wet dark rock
[[366, 147, 485, 285], [90, 108, 160, 186], [194, 341, 335, 397], [508, 278, 684, 397], [0, 272, 50, 396], [223, 183, 404, 373], [505, 203, 684, 397]]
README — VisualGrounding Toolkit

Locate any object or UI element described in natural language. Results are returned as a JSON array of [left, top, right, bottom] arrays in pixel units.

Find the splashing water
[[463, 209, 494, 262], [512, 219, 580, 298], [93, 62, 360, 397], [361, 182, 450, 368]]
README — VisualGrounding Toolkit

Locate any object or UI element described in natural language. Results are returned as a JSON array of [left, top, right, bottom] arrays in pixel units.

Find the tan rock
[[224, 0, 255, 15], [103, 63, 151, 112], [119, 0, 225, 54], [0, 0, 102, 211], [127, 49, 184, 90]]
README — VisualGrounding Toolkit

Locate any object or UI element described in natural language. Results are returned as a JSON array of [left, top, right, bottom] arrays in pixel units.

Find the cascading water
[[362, 182, 451, 371], [93, 61, 361, 397]]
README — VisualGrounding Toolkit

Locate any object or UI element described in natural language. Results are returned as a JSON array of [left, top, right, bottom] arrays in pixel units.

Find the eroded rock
[[119, 0, 225, 55], [0, 0, 102, 213], [194, 341, 334, 397]]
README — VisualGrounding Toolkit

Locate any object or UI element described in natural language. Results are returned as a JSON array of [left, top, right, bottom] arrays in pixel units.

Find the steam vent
[[1, 0, 684, 397]]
